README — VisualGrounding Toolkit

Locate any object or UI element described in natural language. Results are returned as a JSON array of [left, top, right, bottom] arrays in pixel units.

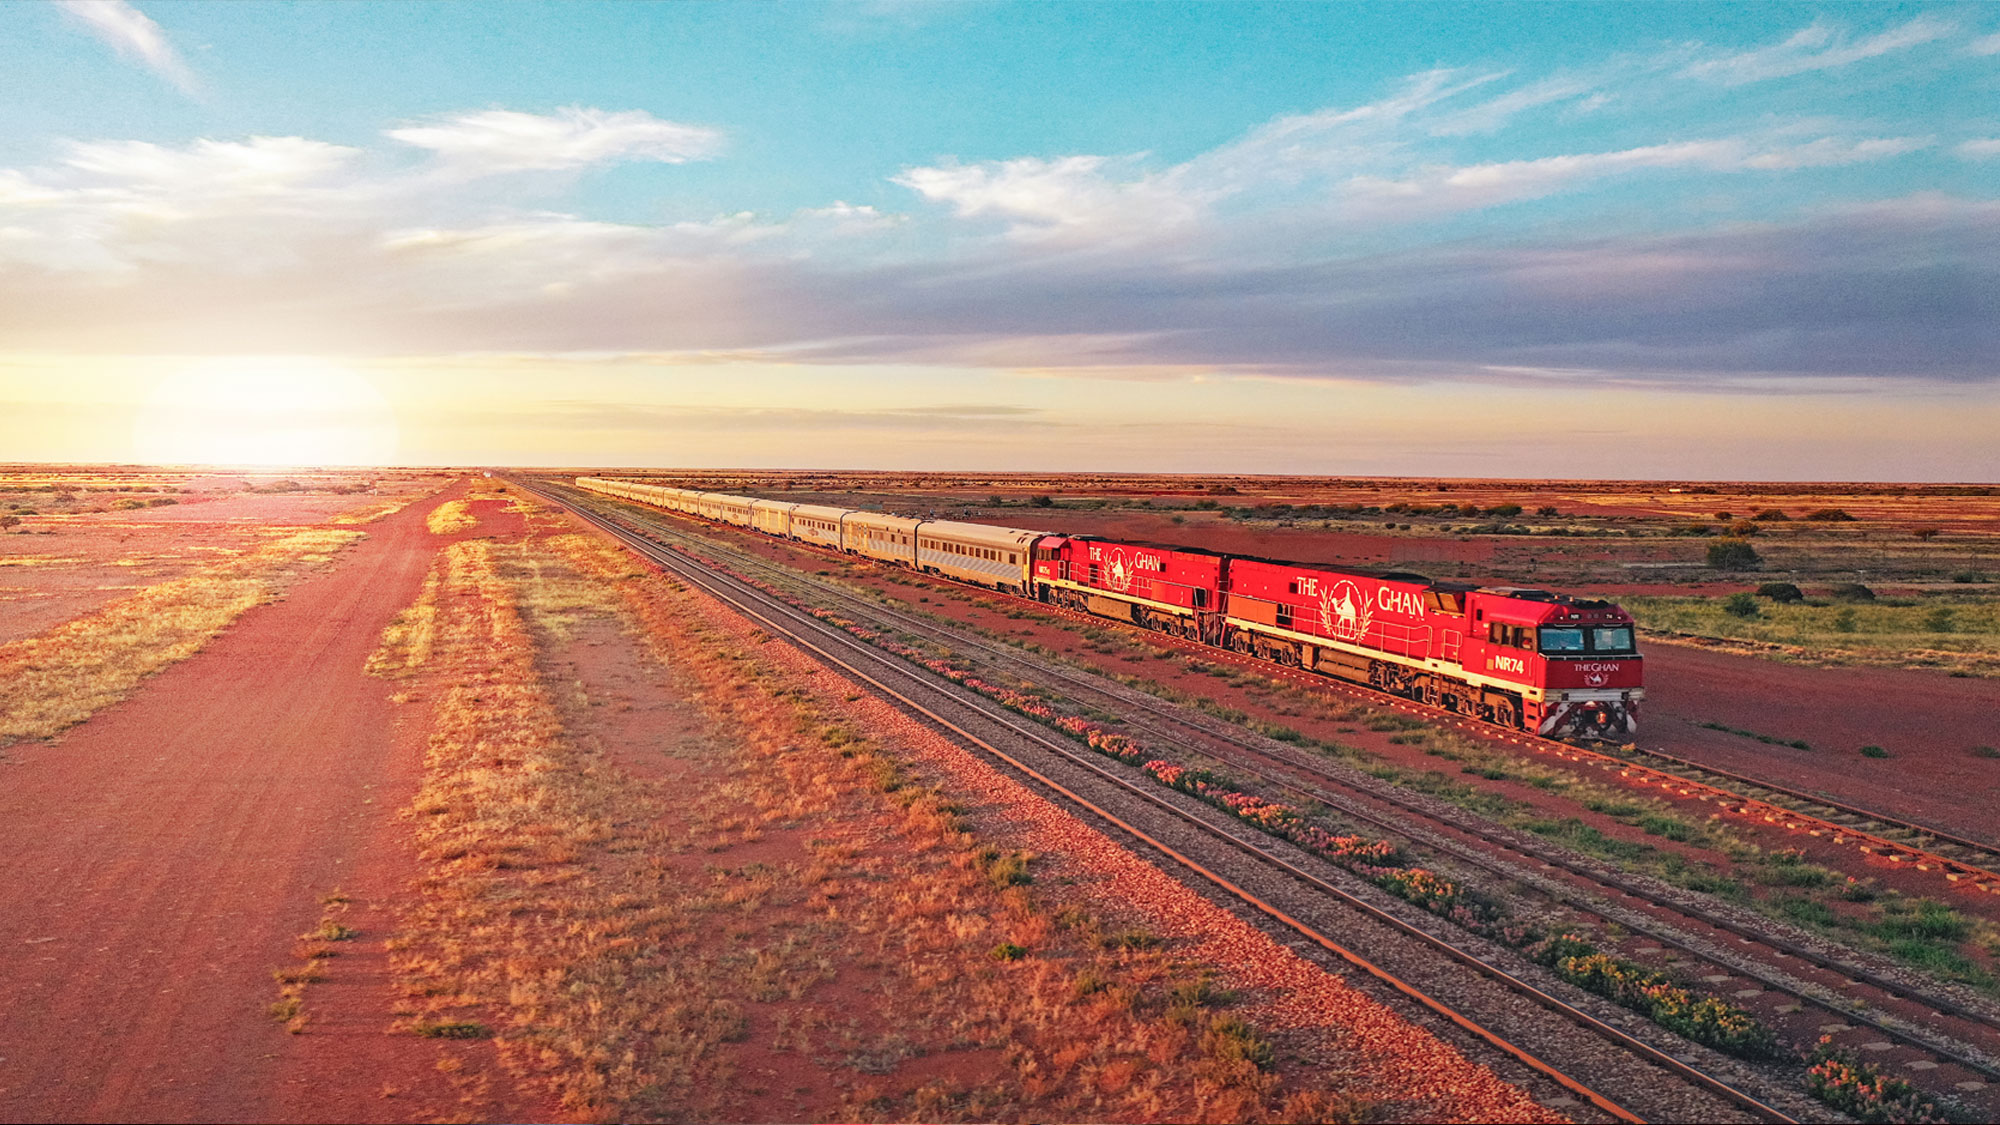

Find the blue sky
[[0, 2, 1995, 477]]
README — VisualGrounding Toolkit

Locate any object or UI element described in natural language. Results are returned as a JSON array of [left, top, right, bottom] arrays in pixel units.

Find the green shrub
[[1706, 539, 1761, 569], [1923, 607, 1955, 633], [1721, 592, 1759, 617], [1750, 508, 1789, 521], [1859, 744, 1890, 759], [1828, 582, 1875, 602], [1832, 607, 1858, 633], [1754, 582, 1803, 603], [1805, 508, 1856, 521]]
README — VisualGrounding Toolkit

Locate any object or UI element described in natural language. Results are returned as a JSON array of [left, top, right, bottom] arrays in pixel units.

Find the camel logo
[[1318, 580, 1372, 642], [1103, 550, 1134, 592], [1584, 670, 1609, 687]]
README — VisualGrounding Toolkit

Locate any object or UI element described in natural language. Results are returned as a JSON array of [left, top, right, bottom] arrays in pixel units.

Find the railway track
[[528, 480, 1821, 1122], [548, 484, 2000, 1098]]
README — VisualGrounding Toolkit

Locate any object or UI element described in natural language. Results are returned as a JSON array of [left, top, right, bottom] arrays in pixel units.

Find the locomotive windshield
[[1539, 625, 1636, 655]]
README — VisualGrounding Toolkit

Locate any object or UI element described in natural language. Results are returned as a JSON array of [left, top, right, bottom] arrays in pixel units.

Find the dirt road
[[0, 482, 538, 1123]]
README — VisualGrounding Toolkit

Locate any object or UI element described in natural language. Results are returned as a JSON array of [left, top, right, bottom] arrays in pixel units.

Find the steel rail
[[566, 489, 2000, 1078], [557, 480, 2000, 892], [532, 480, 1801, 1125]]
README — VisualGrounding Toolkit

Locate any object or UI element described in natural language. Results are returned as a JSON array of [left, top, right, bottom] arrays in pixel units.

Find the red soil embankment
[[0, 482, 544, 1123]]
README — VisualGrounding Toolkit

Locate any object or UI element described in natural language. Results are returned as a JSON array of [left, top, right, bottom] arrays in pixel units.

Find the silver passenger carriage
[[915, 520, 1042, 594], [788, 503, 850, 549], [843, 510, 921, 566]]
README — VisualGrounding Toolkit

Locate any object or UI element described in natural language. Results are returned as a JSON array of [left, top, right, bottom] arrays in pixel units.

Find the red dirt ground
[[1641, 643, 2000, 841], [0, 475, 439, 647], [0, 481, 554, 1124]]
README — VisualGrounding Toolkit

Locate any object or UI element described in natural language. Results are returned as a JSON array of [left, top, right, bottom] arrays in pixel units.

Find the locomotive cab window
[[1538, 627, 1586, 654], [1590, 626, 1635, 654]]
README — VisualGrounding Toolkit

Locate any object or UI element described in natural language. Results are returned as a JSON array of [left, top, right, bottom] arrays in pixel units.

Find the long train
[[574, 477, 1643, 738]]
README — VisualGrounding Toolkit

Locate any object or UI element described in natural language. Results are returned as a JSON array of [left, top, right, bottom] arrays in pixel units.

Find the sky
[[0, 1, 1995, 479]]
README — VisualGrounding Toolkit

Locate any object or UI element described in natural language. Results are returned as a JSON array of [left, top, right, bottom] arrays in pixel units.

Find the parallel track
[[530, 479, 1805, 1123], [553, 484, 2000, 1091]]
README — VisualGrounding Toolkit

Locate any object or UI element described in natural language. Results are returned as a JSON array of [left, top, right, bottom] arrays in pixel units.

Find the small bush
[[1832, 608, 1858, 633], [1721, 592, 1759, 618], [1750, 508, 1789, 521], [1828, 582, 1875, 602], [1972, 745, 2000, 759], [988, 941, 1027, 962], [1485, 503, 1522, 517], [1859, 745, 1890, 759], [414, 1020, 491, 1039], [1754, 582, 1803, 603], [1950, 570, 1985, 584], [1805, 508, 1856, 521], [1923, 607, 1955, 633], [1029, 494, 1054, 508], [1536, 505, 1558, 516], [1706, 539, 1761, 569]]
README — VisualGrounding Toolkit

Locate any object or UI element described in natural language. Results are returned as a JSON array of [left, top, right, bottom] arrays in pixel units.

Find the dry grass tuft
[[425, 500, 477, 535], [0, 528, 361, 743], [365, 565, 442, 678], [270, 889, 357, 1034]]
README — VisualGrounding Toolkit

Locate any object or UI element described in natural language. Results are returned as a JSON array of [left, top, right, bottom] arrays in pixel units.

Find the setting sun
[[130, 358, 398, 467]]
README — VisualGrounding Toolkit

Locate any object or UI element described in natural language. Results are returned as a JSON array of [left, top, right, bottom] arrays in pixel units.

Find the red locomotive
[[1032, 534, 1641, 738]]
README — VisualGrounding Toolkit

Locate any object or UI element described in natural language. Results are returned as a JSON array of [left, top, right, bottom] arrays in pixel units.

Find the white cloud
[[56, 1, 195, 93], [385, 107, 721, 175], [1968, 31, 2000, 56], [1681, 16, 1955, 85], [61, 136, 360, 193], [893, 154, 1200, 241], [1957, 138, 2000, 160], [1427, 73, 1600, 136], [1342, 134, 1931, 217]]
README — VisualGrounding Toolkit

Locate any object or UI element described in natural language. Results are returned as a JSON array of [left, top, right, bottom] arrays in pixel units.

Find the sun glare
[[132, 358, 399, 467]]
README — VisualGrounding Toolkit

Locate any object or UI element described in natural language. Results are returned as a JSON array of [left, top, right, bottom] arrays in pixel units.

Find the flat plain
[[3, 466, 1996, 1123]]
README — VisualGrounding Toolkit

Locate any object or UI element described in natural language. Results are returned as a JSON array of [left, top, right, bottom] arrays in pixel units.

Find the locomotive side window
[[1488, 623, 1533, 648], [1539, 627, 1586, 653], [1192, 588, 1208, 609], [1276, 602, 1294, 629]]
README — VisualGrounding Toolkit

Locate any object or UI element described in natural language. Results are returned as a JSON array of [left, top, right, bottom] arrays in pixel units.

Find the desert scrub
[[424, 499, 476, 535], [1622, 594, 2000, 673], [389, 528, 1368, 1123], [0, 528, 361, 743]]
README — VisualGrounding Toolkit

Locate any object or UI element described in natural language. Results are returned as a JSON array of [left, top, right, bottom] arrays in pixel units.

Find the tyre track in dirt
[[0, 480, 541, 1124]]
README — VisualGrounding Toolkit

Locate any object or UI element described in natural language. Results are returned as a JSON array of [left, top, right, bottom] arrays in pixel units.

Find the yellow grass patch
[[332, 495, 422, 526], [365, 565, 442, 679], [425, 500, 476, 535], [0, 529, 361, 743], [0, 556, 83, 568]]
